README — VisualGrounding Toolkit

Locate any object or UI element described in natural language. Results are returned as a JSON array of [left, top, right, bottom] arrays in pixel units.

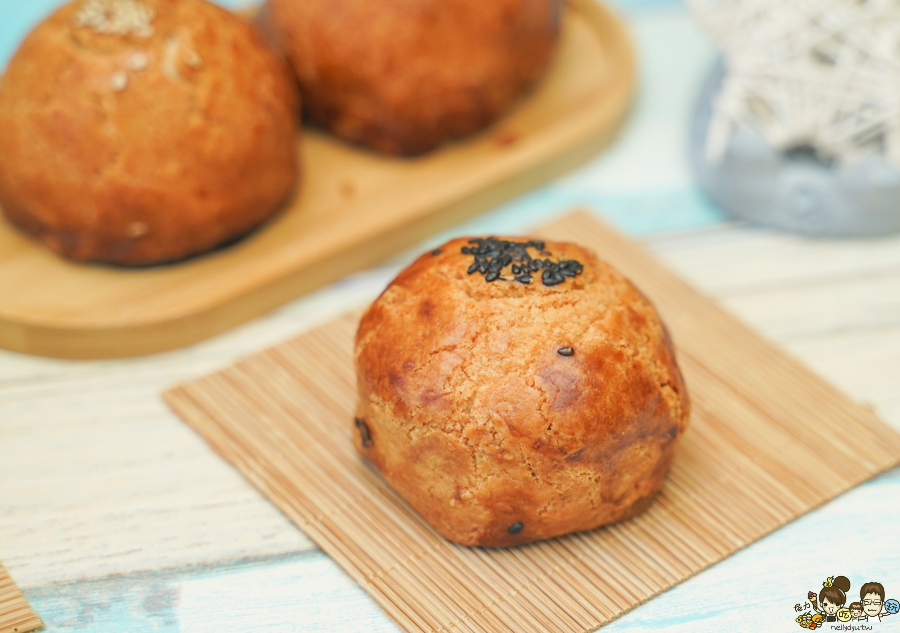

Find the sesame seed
[[542, 269, 564, 286], [557, 347, 574, 356], [460, 237, 583, 286], [162, 36, 182, 80], [431, 249, 442, 256], [127, 51, 148, 70], [73, 0, 156, 37], [354, 417, 373, 448], [183, 50, 203, 69], [127, 221, 149, 238], [508, 522, 524, 535], [109, 71, 128, 91]]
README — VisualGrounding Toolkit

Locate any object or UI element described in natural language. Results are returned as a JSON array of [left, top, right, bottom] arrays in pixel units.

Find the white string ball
[[687, 0, 900, 236], [687, 0, 900, 167]]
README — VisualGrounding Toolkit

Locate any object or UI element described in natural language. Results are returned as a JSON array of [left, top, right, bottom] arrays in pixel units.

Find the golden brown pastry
[[354, 237, 691, 547], [264, 0, 561, 155], [0, 0, 300, 265]]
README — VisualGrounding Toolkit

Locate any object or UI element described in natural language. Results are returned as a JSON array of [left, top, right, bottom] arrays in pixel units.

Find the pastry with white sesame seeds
[[354, 237, 691, 547], [260, 0, 561, 156], [0, 0, 299, 265]]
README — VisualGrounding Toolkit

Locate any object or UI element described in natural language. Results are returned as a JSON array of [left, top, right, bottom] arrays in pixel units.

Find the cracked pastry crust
[[262, 0, 561, 156], [0, 0, 299, 265], [354, 237, 690, 547]]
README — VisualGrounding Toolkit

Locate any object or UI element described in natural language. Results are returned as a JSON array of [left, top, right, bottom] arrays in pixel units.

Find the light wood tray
[[0, 561, 42, 633], [0, 0, 633, 360], [165, 211, 900, 633]]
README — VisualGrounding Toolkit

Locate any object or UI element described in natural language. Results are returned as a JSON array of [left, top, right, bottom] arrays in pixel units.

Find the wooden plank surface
[[0, 0, 634, 360], [0, 562, 41, 633], [165, 211, 900, 633]]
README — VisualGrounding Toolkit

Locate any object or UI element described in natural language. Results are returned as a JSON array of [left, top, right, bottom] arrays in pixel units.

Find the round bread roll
[[0, 0, 299, 265], [263, 0, 561, 155], [354, 237, 690, 547]]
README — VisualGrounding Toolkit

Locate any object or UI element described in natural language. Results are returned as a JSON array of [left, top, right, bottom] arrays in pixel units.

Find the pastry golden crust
[[0, 0, 300, 265], [264, 0, 561, 156], [354, 237, 690, 547]]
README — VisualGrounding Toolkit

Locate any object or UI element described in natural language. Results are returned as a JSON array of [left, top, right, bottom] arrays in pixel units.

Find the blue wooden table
[[2, 1, 900, 632]]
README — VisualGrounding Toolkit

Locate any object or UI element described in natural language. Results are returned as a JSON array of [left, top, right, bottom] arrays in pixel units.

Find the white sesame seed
[[183, 50, 203, 69], [162, 36, 182, 80], [73, 0, 156, 38], [127, 52, 149, 70], [109, 71, 128, 91], [127, 221, 149, 238]]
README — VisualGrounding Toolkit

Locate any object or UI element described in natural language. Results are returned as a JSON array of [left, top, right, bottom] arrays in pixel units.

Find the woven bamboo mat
[[0, 561, 41, 633], [165, 210, 900, 633]]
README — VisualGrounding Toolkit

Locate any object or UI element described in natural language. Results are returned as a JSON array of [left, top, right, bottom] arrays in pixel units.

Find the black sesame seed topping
[[460, 237, 583, 287], [559, 260, 584, 278], [542, 269, 564, 286], [508, 522, 524, 535], [354, 417, 373, 448], [431, 249, 442, 256], [558, 347, 574, 356]]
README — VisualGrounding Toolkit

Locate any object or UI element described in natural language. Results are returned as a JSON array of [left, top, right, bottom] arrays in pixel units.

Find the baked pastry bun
[[264, 0, 561, 155], [0, 0, 300, 265], [354, 237, 690, 547]]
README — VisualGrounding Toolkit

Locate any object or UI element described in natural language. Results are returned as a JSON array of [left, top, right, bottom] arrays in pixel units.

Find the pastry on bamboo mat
[[0, 561, 42, 633], [165, 210, 900, 633]]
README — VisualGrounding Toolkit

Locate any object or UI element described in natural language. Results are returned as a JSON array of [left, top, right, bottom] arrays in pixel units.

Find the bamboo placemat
[[0, 561, 41, 633], [165, 210, 900, 633]]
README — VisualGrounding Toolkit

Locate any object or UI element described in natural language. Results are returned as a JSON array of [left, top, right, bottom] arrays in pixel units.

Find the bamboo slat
[[0, 561, 41, 633], [165, 211, 900, 633]]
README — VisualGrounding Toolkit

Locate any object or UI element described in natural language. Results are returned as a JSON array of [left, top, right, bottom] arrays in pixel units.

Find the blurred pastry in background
[[263, 0, 561, 156], [0, 0, 300, 266]]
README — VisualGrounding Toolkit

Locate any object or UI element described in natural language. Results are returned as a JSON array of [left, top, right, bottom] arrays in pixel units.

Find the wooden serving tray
[[165, 211, 900, 633], [0, 0, 634, 359]]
